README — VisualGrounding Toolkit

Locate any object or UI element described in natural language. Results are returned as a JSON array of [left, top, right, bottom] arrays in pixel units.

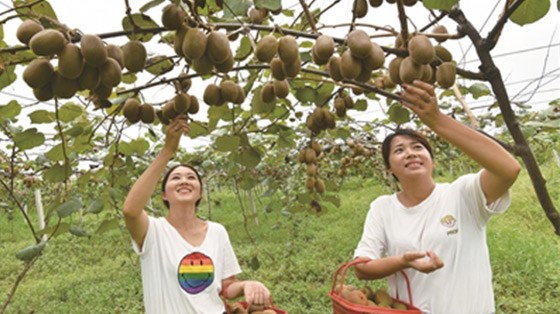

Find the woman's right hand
[[163, 115, 190, 154], [403, 250, 444, 274]]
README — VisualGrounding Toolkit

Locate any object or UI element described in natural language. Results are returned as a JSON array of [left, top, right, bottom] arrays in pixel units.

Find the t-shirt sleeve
[[219, 225, 242, 280], [131, 215, 154, 256], [353, 199, 386, 260], [456, 171, 511, 224]]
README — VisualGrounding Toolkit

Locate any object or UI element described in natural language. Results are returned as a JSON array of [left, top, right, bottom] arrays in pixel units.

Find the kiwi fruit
[[232, 84, 245, 104], [16, 20, 44, 45], [173, 93, 191, 113], [399, 56, 423, 84], [383, 75, 396, 89], [282, 57, 301, 78], [255, 34, 278, 63], [156, 109, 169, 125], [340, 50, 361, 80], [305, 177, 315, 190], [173, 25, 187, 57], [270, 57, 286, 80], [403, 0, 417, 6], [343, 94, 355, 109], [78, 64, 101, 90], [57, 43, 84, 80], [436, 62, 456, 88], [313, 34, 335, 61], [203, 83, 222, 105], [305, 148, 317, 164], [139, 103, 155, 123], [99, 58, 122, 87], [206, 31, 231, 64], [122, 40, 147, 72], [182, 28, 207, 60], [434, 44, 453, 62], [106, 44, 124, 68], [220, 80, 239, 103], [29, 29, 67, 56], [278, 35, 299, 64], [261, 83, 276, 103], [388, 57, 403, 84], [334, 96, 346, 117], [362, 42, 385, 70], [311, 141, 323, 155], [328, 56, 343, 81], [355, 67, 372, 83], [248, 7, 267, 24], [408, 35, 434, 65], [312, 47, 329, 66], [161, 3, 186, 30], [420, 64, 433, 82], [177, 73, 192, 92], [306, 163, 317, 176], [188, 95, 200, 114], [346, 290, 368, 305], [347, 29, 371, 59], [192, 53, 214, 75], [93, 83, 113, 100], [122, 98, 141, 123], [273, 79, 289, 98], [368, 0, 383, 7], [324, 108, 336, 129], [52, 72, 79, 99], [214, 54, 234, 73], [353, 0, 368, 18], [80, 34, 107, 67], [23, 58, 54, 88], [373, 289, 393, 305], [163, 101, 179, 120], [33, 83, 53, 101], [315, 178, 325, 194], [432, 24, 449, 43], [393, 302, 408, 310]]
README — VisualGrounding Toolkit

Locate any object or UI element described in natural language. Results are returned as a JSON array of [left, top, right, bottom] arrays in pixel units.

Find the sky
[[0, 0, 558, 149]]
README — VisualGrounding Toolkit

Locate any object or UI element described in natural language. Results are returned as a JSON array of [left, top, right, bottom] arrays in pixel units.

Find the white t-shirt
[[132, 216, 242, 314], [354, 172, 510, 314]]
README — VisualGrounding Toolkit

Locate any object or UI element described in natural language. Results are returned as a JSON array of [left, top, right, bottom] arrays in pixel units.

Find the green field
[[1, 167, 559, 313]]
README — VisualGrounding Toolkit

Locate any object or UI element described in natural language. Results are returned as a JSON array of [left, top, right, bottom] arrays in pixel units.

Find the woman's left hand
[[243, 280, 272, 307], [400, 80, 443, 128]]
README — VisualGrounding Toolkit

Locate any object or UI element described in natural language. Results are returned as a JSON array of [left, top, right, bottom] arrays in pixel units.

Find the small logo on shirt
[[440, 214, 458, 236], [177, 252, 214, 294]]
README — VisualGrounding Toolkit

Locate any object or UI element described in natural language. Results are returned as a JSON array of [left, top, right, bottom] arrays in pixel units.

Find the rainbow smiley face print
[[178, 252, 215, 294]]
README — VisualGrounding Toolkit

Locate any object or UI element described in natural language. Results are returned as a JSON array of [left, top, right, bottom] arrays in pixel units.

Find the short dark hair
[[161, 164, 203, 208], [381, 128, 433, 169]]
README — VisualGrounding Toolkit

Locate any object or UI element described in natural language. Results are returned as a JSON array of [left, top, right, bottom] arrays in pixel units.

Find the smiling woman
[[122, 114, 273, 314]]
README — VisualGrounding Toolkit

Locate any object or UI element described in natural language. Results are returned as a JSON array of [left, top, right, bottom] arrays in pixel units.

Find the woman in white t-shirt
[[123, 115, 271, 314], [353, 80, 520, 314]]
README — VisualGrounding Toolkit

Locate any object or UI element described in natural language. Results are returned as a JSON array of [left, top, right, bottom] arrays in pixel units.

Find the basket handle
[[331, 258, 415, 306]]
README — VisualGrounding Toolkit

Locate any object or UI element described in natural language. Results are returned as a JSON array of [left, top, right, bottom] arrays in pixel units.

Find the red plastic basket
[[226, 300, 288, 314], [328, 259, 422, 314]]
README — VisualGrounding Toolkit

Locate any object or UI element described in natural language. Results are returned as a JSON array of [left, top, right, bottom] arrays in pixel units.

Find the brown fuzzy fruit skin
[[182, 28, 207, 61], [256, 35, 278, 63], [278, 35, 299, 64], [432, 25, 449, 43], [52, 72, 79, 99], [270, 57, 286, 80], [399, 56, 423, 84], [261, 83, 276, 103], [122, 98, 141, 123], [106, 44, 124, 68], [220, 80, 239, 103], [388, 57, 404, 85], [434, 44, 453, 62], [347, 29, 371, 59], [206, 31, 231, 65], [340, 50, 361, 80], [80, 34, 108, 67], [408, 35, 434, 65], [273, 79, 290, 98], [328, 56, 343, 82], [99, 58, 122, 87], [346, 290, 369, 305], [188, 95, 200, 114], [122, 40, 147, 72], [17, 20, 44, 45], [161, 3, 186, 30], [314, 35, 335, 61], [362, 42, 385, 70], [23, 58, 54, 89], [173, 93, 191, 114], [58, 43, 85, 80], [29, 29, 67, 56], [78, 64, 101, 90], [139, 103, 155, 123], [353, 0, 368, 18], [368, 0, 383, 7], [436, 62, 456, 88], [33, 83, 54, 101], [203, 84, 222, 105]]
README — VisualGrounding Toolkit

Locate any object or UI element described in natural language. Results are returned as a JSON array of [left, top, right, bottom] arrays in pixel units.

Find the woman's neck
[[166, 203, 200, 228], [398, 177, 436, 207]]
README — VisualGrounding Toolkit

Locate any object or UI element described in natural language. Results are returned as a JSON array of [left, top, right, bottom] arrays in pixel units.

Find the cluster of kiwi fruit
[[297, 141, 326, 194], [255, 34, 302, 80], [163, 3, 235, 75], [333, 91, 356, 118], [381, 26, 456, 89], [353, 0, 419, 18], [203, 79, 246, 106], [337, 284, 408, 310], [326, 30, 385, 84], [306, 105, 336, 134], [337, 138, 373, 177], [227, 302, 277, 314], [18, 19, 147, 105]]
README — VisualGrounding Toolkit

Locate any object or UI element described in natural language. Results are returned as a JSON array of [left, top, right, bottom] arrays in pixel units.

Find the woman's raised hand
[[163, 115, 190, 154], [400, 80, 444, 128]]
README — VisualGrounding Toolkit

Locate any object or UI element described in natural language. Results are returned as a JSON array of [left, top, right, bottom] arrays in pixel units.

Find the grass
[[1, 166, 559, 313]]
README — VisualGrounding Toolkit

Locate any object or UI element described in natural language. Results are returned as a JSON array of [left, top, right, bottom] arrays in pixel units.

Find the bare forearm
[[123, 148, 174, 218], [355, 256, 406, 280]]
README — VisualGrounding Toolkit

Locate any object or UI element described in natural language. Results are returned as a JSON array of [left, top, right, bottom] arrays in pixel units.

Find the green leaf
[[46, 143, 65, 161], [57, 197, 83, 218], [69, 225, 89, 237], [35, 223, 70, 238], [510, 0, 550, 26], [216, 135, 241, 152], [468, 83, 491, 99], [140, 0, 166, 12], [187, 121, 210, 138], [96, 218, 120, 234], [0, 100, 22, 121], [235, 36, 253, 61], [86, 199, 105, 214], [131, 138, 150, 155], [145, 55, 175, 75], [58, 102, 83, 122], [355, 99, 368, 111], [122, 13, 159, 42], [13, 128, 45, 151], [64, 125, 84, 137], [422, 0, 459, 11], [15, 241, 46, 261], [295, 86, 316, 103], [223, 0, 252, 18], [239, 175, 257, 190], [230, 146, 261, 168], [0, 64, 17, 90], [388, 104, 410, 125], [13, 0, 58, 24], [119, 141, 133, 156], [250, 255, 260, 270], [255, 0, 281, 11], [29, 110, 55, 123], [43, 162, 72, 183]]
